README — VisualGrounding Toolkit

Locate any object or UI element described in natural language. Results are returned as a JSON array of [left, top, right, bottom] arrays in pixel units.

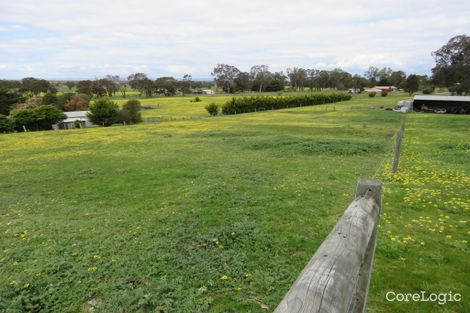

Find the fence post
[[353, 179, 382, 313], [391, 116, 406, 173], [273, 179, 382, 313]]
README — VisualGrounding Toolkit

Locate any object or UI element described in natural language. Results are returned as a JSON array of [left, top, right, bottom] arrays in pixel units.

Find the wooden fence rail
[[274, 179, 382, 313]]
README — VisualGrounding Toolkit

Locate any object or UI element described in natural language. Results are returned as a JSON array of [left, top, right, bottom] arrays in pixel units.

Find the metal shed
[[413, 95, 470, 114]]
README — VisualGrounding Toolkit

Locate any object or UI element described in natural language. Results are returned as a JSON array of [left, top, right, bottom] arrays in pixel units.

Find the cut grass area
[[370, 113, 469, 313], [0, 92, 468, 312]]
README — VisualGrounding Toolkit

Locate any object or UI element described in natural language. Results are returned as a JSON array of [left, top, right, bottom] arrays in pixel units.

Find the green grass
[[113, 91, 345, 120], [0, 92, 468, 312]]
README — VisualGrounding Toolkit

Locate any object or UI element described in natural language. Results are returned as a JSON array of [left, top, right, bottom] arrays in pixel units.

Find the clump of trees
[[88, 98, 143, 126], [9, 105, 66, 131], [221, 93, 351, 115]]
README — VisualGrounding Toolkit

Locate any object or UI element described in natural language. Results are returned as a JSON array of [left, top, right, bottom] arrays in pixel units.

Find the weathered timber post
[[274, 179, 382, 313], [391, 116, 406, 173]]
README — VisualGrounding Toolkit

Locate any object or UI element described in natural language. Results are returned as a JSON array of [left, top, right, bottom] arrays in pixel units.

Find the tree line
[[211, 64, 435, 94]]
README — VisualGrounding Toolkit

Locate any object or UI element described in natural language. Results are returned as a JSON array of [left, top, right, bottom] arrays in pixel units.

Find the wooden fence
[[274, 179, 382, 313]]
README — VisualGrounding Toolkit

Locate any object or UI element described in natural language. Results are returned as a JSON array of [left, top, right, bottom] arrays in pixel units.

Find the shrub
[[16, 96, 42, 109], [205, 103, 220, 116], [221, 93, 351, 115], [0, 114, 14, 133], [10, 105, 66, 131], [64, 94, 88, 111], [368, 92, 376, 97], [422, 88, 434, 94], [87, 98, 119, 126], [120, 99, 142, 124], [191, 96, 202, 103], [381, 91, 388, 97]]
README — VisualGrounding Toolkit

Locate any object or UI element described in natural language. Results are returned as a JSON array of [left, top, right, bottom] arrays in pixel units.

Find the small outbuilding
[[364, 88, 383, 93], [374, 86, 398, 92], [412, 95, 470, 114], [202, 89, 215, 95], [52, 111, 95, 130]]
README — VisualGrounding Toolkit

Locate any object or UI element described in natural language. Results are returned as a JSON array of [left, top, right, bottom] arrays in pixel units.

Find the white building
[[52, 111, 94, 130], [202, 89, 215, 95]]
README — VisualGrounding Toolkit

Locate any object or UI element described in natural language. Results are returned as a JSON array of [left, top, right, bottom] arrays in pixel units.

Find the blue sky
[[0, 0, 469, 80]]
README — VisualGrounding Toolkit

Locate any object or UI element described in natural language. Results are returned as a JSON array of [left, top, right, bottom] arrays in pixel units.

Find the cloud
[[0, 0, 469, 79]]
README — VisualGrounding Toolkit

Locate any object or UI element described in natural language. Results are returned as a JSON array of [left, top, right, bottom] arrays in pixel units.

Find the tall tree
[[0, 88, 24, 115], [404, 74, 420, 94], [390, 71, 407, 88], [179, 74, 192, 96], [155, 77, 178, 96], [306, 69, 320, 91], [351, 75, 369, 91], [287, 67, 307, 90], [265, 72, 287, 91], [250, 65, 271, 92], [377, 67, 393, 85], [432, 34, 470, 95], [234, 72, 253, 92], [364, 66, 380, 86], [317, 71, 331, 90], [76, 80, 94, 95], [211, 64, 240, 93], [128, 73, 152, 96], [329, 68, 352, 90]]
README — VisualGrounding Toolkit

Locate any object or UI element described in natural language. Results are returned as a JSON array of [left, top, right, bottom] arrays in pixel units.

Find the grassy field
[[113, 91, 335, 120], [0, 93, 468, 312]]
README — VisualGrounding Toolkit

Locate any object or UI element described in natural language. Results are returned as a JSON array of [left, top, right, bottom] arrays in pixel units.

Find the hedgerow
[[221, 93, 351, 115]]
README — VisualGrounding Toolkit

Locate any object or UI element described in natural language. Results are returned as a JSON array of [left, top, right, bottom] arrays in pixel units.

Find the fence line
[[274, 179, 382, 313]]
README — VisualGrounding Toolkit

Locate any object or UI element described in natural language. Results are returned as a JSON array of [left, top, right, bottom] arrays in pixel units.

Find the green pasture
[[0, 92, 468, 312]]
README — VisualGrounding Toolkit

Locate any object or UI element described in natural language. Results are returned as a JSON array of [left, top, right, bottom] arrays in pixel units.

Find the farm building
[[364, 87, 382, 93], [202, 89, 215, 95], [413, 95, 470, 114], [374, 86, 398, 92], [52, 111, 94, 130]]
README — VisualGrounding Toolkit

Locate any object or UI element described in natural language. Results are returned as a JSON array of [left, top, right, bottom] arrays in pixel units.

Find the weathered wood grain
[[274, 179, 382, 313]]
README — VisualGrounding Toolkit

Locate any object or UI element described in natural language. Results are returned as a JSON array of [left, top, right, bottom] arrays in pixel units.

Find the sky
[[0, 0, 469, 80]]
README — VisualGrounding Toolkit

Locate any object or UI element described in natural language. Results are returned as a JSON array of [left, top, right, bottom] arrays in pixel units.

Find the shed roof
[[413, 95, 470, 102], [65, 111, 89, 118]]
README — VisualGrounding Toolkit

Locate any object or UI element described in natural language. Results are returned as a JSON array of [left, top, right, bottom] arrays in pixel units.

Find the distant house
[[52, 111, 94, 130], [202, 89, 215, 95], [412, 95, 470, 114], [364, 87, 383, 93], [373, 86, 397, 92]]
